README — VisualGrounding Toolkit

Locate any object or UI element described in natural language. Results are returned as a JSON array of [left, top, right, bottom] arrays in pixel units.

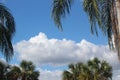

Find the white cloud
[[14, 32, 120, 80], [112, 70, 120, 80], [39, 69, 62, 80], [14, 32, 119, 68]]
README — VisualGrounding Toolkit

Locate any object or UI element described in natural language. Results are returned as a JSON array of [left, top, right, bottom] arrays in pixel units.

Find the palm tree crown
[[20, 60, 40, 80], [62, 58, 112, 80], [6, 60, 40, 80]]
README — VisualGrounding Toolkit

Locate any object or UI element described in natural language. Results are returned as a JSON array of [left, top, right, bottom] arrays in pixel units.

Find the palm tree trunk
[[116, 1, 120, 32], [115, 0, 120, 60], [110, 0, 120, 60]]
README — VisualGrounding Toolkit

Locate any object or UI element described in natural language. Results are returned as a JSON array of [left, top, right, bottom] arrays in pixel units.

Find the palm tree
[[87, 58, 112, 80], [63, 70, 73, 80], [79, 64, 92, 80], [20, 60, 40, 80], [99, 61, 112, 80], [0, 3, 15, 61], [62, 58, 112, 80], [6, 60, 40, 80], [63, 62, 84, 80], [51, 0, 120, 60], [6, 66, 21, 80]]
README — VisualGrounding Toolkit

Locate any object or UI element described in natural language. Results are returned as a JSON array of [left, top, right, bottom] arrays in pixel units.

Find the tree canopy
[[0, 60, 40, 80], [62, 58, 112, 80]]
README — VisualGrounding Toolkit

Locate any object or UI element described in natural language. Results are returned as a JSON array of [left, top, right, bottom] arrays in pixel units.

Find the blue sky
[[5, 0, 107, 44], [0, 0, 120, 80]]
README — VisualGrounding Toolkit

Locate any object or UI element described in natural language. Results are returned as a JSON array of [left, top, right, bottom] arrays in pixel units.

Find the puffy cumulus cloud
[[14, 32, 119, 68], [14, 32, 120, 80], [39, 69, 62, 80]]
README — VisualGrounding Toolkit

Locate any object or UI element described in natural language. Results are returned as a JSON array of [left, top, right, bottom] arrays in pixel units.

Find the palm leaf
[[83, 0, 100, 35], [52, 0, 73, 30], [0, 4, 15, 62], [99, 0, 113, 49]]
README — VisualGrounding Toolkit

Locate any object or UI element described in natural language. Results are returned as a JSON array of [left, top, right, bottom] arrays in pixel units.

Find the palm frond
[[83, 0, 100, 36], [62, 70, 72, 80], [83, 0, 114, 50], [0, 24, 14, 62], [0, 4, 15, 62], [52, 0, 73, 30], [0, 4, 15, 38], [99, 0, 113, 49]]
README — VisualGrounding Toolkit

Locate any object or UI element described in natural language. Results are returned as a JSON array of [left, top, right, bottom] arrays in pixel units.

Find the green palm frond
[[20, 60, 35, 72], [31, 71, 40, 78], [83, 0, 100, 35], [62, 70, 72, 80], [83, 0, 114, 49], [100, 61, 112, 78], [0, 4, 15, 62], [20, 60, 28, 71], [52, 0, 73, 30], [51, 0, 120, 59], [6, 66, 21, 80], [99, 0, 113, 49], [20, 60, 40, 80], [11, 66, 21, 73]]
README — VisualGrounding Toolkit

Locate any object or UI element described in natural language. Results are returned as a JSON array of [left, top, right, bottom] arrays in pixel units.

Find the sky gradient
[[0, 0, 120, 80]]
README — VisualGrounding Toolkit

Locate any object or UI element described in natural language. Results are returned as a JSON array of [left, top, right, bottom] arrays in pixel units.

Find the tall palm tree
[[0, 3, 15, 61], [51, 0, 120, 60]]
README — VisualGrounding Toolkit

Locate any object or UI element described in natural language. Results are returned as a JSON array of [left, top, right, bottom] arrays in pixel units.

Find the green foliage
[[0, 61, 9, 80], [19, 60, 39, 80], [83, 0, 100, 35], [52, 0, 73, 30], [0, 3, 15, 62], [62, 58, 112, 80], [0, 60, 40, 80]]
